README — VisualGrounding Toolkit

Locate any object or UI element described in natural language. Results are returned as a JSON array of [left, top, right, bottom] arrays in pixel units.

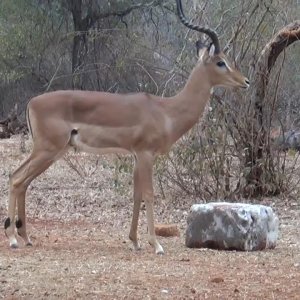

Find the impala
[[5, 0, 249, 254]]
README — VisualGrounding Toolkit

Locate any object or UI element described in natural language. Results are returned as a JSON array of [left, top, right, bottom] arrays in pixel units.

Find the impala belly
[[70, 135, 131, 155], [69, 122, 169, 155]]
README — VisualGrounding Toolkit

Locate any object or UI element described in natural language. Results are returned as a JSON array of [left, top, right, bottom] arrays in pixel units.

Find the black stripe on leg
[[16, 219, 23, 229], [4, 218, 11, 230]]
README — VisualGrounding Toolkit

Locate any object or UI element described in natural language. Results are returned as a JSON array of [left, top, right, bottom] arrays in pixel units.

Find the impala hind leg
[[129, 158, 142, 251], [137, 152, 164, 255], [5, 149, 58, 248]]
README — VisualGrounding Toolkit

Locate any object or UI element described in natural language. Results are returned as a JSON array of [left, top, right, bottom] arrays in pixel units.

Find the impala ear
[[198, 48, 209, 62], [208, 43, 215, 57]]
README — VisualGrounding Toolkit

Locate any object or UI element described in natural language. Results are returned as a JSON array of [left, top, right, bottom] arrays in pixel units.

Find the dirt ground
[[0, 137, 299, 299]]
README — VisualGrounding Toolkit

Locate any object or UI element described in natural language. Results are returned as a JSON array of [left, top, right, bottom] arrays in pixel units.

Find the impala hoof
[[156, 250, 165, 255], [10, 243, 18, 249], [26, 242, 33, 247], [155, 244, 164, 255], [132, 241, 142, 251]]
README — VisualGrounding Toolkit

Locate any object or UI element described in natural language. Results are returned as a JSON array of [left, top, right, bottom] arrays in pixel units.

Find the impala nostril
[[245, 78, 250, 85]]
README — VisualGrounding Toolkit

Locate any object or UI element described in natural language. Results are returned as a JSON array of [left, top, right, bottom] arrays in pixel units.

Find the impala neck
[[168, 64, 212, 143]]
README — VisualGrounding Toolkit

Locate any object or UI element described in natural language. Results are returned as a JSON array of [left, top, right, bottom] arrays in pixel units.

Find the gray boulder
[[185, 202, 279, 251], [272, 129, 300, 151]]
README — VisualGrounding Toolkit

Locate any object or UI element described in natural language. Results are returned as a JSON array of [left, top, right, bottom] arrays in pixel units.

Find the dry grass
[[0, 136, 299, 299]]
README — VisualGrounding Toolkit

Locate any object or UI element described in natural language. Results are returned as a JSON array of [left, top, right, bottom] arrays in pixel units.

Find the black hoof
[[10, 243, 18, 249], [4, 217, 11, 230]]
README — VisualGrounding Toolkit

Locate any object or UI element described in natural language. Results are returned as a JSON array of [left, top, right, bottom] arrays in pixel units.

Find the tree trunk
[[65, 0, 164, 89], [66, 0, 88, 89], [243, 20, 300, 197]]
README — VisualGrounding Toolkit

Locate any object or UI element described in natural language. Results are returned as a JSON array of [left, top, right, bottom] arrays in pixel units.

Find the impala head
[[176, 0, 250, 89], [196, 43, 250, 88]]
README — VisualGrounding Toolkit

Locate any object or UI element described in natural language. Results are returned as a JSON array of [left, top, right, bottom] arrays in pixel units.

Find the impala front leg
[[129, 159, 142, 251], [144, 192, 164, 254], [138, 152, 164, 255]]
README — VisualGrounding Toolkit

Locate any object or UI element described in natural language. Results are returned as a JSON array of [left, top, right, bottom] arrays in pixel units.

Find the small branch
[[85, 0, 165, 28], [223, 3, 259, 53], [136, 62, 159, 95], [45, 57, 63, 92]]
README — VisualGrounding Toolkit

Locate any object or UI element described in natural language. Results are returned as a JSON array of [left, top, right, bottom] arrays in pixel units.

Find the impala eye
[[216, 61, 226, 68]]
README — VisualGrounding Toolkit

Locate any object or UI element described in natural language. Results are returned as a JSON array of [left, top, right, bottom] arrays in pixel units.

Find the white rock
[[185, 202, 279, 251]]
